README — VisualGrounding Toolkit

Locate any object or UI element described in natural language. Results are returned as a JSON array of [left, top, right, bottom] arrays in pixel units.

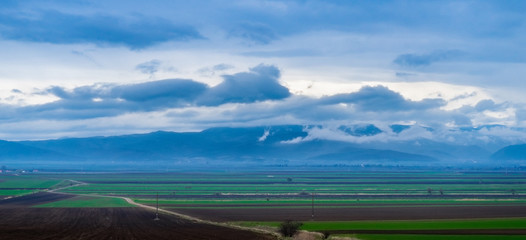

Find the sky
[[1, 0, 526, 141]]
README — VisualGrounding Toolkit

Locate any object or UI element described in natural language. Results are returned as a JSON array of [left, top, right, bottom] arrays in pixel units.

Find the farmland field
[[1, 169, 526, 239], [0, 174, 65, 197], [0, 192, 275, 240], [0, 207, 274, 240]]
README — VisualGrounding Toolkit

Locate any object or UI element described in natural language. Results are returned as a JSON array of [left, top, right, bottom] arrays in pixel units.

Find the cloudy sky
[[1, 0, 526, 140]]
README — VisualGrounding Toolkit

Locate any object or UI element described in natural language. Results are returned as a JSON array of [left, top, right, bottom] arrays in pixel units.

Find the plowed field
[[0, 193, 275, 240], [172, 205, 526, 222]]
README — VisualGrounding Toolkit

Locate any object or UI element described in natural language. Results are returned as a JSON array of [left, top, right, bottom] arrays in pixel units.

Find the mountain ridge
[[0, 124, 523, 169]]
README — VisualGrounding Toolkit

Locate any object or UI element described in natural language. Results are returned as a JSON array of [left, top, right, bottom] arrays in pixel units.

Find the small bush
[[279, 220, 302, 237]]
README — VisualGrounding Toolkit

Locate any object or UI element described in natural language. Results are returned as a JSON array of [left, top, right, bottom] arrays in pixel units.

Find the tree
[[279, 220, 302, 237]]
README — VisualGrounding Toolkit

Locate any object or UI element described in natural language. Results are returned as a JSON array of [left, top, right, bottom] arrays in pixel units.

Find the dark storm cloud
[[197, 64, 234, 76], [0, 10, 203, 49], [320, 85, 445, 111], [393, 50, 464, 67], [198, 64, 291, 106], [46, 85, 103, 100], [135, 60, 162, 75], [40, 79, 209, 117], [111, 79, 208, 103], [212, 64, 234, 71], [474, 99, 499, 111], [229, 22, 278, 45], [8, 65, 290, 120], [458, 99, 509, 114]]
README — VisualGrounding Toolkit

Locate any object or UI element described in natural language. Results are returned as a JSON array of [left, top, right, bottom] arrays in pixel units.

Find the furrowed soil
[[0, 208, 276, 240], [172, 205, 526, 222], [0, 193, 275, 240], [0, 191, 74, 206]]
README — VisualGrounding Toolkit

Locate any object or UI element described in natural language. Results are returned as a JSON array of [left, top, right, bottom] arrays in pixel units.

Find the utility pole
[[311, 192, 315, 219], [154, 192, 160, 221]]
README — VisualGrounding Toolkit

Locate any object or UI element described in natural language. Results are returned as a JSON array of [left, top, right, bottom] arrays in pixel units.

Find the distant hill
[[0, 140, 67, 161], [491, 144, 526, 161], [360, 139, 491, 163], [0, 125, 437, 169], [0, 124, 521, 170]]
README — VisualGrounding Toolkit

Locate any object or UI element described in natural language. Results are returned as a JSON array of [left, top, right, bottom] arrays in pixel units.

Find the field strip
[[1, 179, 85, 201], [120, 196, 282, 238], [48, 179, 87, 192], [47, 181, 282, 239]]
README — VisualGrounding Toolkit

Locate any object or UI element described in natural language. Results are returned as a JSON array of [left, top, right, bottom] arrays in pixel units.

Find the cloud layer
[[198, 64, 290, 106], [3, 65, 290, 121], [0, 10, 202, 49], [2, 62, 521, 142], [393, 50, 464, 67], [0, 1, 525, 143], [320, 86, 445, 111]]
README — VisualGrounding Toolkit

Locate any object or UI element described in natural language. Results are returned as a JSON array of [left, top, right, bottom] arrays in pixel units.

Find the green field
[[0, 175, 64, 196], [35, 195, 133, 208], [2, 170, 526, 239], [41, 171, 526, 213], [49, 171, 526, 198], [238, 218, 526, 230], [352, 234, 526, 240]]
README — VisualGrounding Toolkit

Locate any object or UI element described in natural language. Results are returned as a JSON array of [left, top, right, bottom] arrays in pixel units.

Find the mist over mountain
[[0, 124, 524, 170]]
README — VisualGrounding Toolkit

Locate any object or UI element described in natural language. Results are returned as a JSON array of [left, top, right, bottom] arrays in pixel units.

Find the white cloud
[[258, 129, 270, 142], [280, 125, 435, 144], [1, 0, 526, 142]]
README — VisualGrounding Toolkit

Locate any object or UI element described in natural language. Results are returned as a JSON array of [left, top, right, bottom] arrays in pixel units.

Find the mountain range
[[1, 125, 524, 170]]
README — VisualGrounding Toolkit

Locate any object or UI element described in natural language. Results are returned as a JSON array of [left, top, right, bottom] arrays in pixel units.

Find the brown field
[[171, 205, 526, 222], [0, 192, 74, 207], [0, 193, 276, 240]]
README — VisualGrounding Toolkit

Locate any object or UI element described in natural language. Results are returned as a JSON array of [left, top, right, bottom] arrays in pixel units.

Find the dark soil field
[[0, 192, 74, 207], [173, 205, 526, 222], [0, 208, 276, 240], [0, 193, 275, 240]]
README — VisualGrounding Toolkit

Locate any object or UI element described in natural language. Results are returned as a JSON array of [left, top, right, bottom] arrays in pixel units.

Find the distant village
[[0, 166, 39, 174]]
